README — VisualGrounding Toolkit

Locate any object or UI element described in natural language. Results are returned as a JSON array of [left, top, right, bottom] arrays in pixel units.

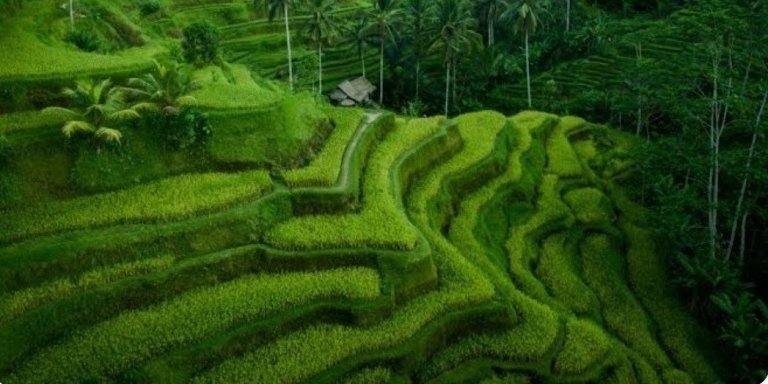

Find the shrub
[[163, 106, 211, 149], [138, 0, 161, 16], [65, 29, 102, 52], [181, 21, 220, 66]]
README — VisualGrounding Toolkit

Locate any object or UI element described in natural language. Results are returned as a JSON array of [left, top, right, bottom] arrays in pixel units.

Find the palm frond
[[131, 102, 160, 113], [126, 77, 155, 92], [42, 106, 79, 119], [94, 127, 123, 144], [176, 95, 199, 107], [62, 120, 95, 138]]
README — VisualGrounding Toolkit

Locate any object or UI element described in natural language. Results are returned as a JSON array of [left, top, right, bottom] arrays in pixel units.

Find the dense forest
[[0, 0, 766, 382]]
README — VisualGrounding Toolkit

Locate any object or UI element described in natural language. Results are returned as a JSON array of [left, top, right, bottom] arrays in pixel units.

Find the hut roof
[[337, 77, 375, 103]]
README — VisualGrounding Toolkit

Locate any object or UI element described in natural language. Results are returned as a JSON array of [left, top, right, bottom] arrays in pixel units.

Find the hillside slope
[[0, 109, 720, 383], [0, 1, 722, 383]]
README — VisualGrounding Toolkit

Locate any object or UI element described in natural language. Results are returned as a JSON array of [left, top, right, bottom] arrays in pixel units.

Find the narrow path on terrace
[[337, 111, 381, 187]]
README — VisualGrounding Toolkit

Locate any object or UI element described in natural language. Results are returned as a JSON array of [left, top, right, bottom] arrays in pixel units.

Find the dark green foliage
[[65, 29, 103, 53], [163, 107, 211, 149], [0, 134, 20, 208], [181, 22, 220, 66], [138, 0, 161, 16]]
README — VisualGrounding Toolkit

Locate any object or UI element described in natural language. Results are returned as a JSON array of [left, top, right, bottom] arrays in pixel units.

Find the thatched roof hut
[[330, 77, 376, 106]]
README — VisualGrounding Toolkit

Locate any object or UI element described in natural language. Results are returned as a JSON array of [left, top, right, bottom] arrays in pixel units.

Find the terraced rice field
[[0, 107, 718, 382]]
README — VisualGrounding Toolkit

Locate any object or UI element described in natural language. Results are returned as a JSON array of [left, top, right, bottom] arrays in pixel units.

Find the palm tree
[[344, 14, 374, 78], [429, 0, 481, 116], [502, 0, 547, 108], [257, 0, 296, 91], [122, 61, 199, 115], [304, 0, 341, 94], [45, 79, 140, 145], [367, 0, 401, 104], [478, 0, 503, 46], [403, 0, 433, 98]]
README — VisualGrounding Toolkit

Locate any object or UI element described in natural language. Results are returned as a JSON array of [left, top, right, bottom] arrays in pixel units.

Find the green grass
[[0, 109, 75, 136], [342, 367, 393, 384], [205, 93, 330, 165], [0, 6, 154, 84], [506, 174, 575, 302], [580, 234, 673, 371], [266, 116, 446, 251], [535, 231, 599, 316], [554, 318, 612, 375], [8, 267, 381, 383], [0, 170, 273, 242], [283, 108, 365, 187], [190, 64, 282, 111], [562, 188, 615, 226], [545, 116, 585, 177], [0, 255, 175, 325]]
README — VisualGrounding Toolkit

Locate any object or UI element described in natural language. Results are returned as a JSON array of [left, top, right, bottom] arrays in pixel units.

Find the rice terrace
[[0, 0, 766, 383]]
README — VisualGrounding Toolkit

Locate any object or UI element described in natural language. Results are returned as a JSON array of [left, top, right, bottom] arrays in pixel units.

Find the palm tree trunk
[[566, 0, 570, 32], [444, 61, 450, 116], [488, 14, 494, 46], [452, 56, 457, 105], [416, 58, 421, 98], [525, 30, 532, 108], [726, 90, 767, 260], [318, 42, 323, 95], [69, 0, 74, 29], [284, 5, 294, 91], [379, 38, 384, 104], [361, 49, 366, 78]]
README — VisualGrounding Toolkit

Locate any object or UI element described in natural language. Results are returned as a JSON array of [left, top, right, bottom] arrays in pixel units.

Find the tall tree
[[257, 0, 296, 91], [502, 0, 546, 108], [403, 0, 433, 98], [367, 0, 401, 104], [304, 0, 340, 94], [344, 14, 373, 78], [429, 0, 481, 116], [477, 0, 502, 46]]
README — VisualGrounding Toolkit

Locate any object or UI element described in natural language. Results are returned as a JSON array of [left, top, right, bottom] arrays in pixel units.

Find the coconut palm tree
[[478, 0, 503, 46], [122, 61, 199, 116], [45, 79, 140, 145], [403, 0, 433, 98], [367, 0, 401, 104], [429, 0, 480, 116], [343, 14, 374, 78], [502, 0, 547, 108], [304, 0, 341, 94], [257, 0, 296, 90]]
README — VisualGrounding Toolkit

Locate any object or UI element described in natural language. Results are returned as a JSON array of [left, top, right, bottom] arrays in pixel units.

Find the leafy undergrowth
[[0, 108, 722, 383]]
